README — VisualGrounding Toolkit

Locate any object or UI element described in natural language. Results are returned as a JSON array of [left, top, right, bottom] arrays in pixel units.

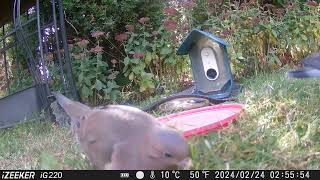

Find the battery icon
[[120, 172, 130, 178]]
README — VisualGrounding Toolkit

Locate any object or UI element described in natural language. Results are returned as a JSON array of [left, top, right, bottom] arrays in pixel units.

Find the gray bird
[[287, 52, 320, 78], [52, 92, 192, 170]]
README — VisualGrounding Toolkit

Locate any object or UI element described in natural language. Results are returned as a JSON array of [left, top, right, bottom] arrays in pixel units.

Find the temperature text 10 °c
[[160, 171, 181, 179]]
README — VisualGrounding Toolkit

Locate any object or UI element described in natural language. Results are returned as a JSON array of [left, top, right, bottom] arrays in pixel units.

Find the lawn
[[0, 70, 319, 170]]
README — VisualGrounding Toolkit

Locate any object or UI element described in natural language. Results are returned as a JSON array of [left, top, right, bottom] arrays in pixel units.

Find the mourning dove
[[52, 92, 192, 170]]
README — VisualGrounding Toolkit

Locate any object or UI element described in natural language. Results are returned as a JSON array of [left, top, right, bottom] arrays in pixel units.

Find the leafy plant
[[118, 14, 191, 98], [69, 33, 120, 106]]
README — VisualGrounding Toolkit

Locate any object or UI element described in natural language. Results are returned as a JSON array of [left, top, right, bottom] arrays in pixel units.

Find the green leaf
[[142, 40, 147, 47], [110, 89, 120, 101], [96, 53, 102, 61], [146, 80, 155, 89], [97, 60, 108, 68], [124, 57, 131, 66], [160, 47, 172, 55], [144, 52, 152, 65], [132, 65, 145, 75], [127, 37, 133, 45], [139, 84, 147, 92], [134, 40, 140, 45], [84, 77, 92, 86], [176, 67, 182, 74], [152, 45, 157, 52], [141, 72, 153, 79], [129, 72, 135, 80], [294, 28, 300, 35], [103, 88, 112, 94], [107, 80, 120, 89], [123, 67, 130, 75], [152, 53, 159, 60], [131, 58, 140, 64], [94, 79, 106, 91], [81, 85, 91, 98], [165, 56, 175, 64], [88, 73, 97, 79], [132, 66, 140, 74], [301, 34, 308, 41], [78, 73, 84, 82], [143, 32, 151, 37], [139, 79, 155, 92], [271, 29, 278, 38]]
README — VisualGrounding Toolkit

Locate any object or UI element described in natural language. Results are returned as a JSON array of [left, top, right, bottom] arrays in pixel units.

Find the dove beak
[[177, 157, 193, 170]]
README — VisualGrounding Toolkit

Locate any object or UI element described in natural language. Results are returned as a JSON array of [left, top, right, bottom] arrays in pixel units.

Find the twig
[[105, 37, 126, 58], [86, 39, 122, 61], [64, 11, 79, 35]]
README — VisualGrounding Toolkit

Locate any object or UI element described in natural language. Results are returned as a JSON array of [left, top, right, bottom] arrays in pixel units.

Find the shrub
[[68, 33, 122, 106], [65, 0, 193, 105], [190, 0, 320, 78], [118, 11, 192, 99]]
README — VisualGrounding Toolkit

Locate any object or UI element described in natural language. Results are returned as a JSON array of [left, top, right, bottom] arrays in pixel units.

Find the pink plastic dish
[[157, 103, 243, 138]]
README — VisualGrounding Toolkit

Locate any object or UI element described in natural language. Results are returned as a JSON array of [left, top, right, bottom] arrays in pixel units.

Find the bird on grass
[[52, 92, 192, 170]]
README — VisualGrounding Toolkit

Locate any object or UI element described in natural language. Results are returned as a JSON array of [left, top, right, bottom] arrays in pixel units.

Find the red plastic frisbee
[[157, 103, 243, 138]]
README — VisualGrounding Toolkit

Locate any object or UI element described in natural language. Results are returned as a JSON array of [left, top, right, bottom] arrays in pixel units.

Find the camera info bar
[[0, 170, 318, 180]]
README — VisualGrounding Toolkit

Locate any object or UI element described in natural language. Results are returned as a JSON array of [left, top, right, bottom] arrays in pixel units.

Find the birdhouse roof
[[177, 29, 228, 55]]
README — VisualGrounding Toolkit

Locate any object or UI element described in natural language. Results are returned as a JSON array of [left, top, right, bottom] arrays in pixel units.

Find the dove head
[[147, 125, 192, 170], [52, 92, 91, 121]]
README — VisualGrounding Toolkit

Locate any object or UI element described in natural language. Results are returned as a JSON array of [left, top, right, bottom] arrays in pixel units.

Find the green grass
[[0, 70, 319, 169], [0, 121, 91, 169], [189, 70, 320, 170]]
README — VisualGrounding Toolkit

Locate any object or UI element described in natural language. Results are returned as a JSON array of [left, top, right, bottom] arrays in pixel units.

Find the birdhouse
[[177, 29, 233, 99]]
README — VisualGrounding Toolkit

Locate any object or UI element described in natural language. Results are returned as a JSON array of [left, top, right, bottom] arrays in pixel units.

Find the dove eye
[[164, 152, 173, 158]]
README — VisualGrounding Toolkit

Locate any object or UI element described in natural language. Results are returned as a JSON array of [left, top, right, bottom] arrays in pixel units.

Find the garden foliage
[[61, 0, 320, 105]]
